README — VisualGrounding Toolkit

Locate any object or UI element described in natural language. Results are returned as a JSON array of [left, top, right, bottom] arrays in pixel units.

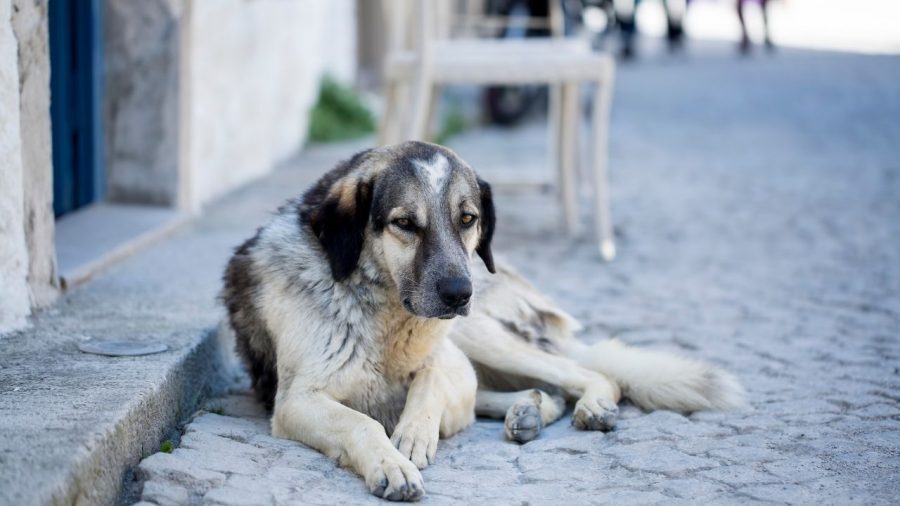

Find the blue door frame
[[49, 0, 104, 217]]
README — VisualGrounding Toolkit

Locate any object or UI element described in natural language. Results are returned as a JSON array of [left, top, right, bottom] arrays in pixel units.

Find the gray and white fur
[[221, 141, 744, 502]]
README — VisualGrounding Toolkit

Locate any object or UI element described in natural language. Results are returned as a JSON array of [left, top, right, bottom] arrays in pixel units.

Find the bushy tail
[[574, 339, 745, 412]]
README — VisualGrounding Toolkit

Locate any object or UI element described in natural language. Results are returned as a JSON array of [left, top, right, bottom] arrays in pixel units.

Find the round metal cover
[[78, 340, 169, 357]]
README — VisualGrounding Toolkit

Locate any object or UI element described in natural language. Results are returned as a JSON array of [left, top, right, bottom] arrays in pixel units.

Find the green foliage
[[309, 77, 376, 143], [434, 106, 468, 145], [159, 440, 174, 454]]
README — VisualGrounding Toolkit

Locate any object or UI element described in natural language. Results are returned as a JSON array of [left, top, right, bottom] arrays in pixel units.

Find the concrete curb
[[0, 327, 223, 506]]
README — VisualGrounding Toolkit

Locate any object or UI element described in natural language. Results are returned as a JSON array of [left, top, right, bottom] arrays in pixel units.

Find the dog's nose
[[437, 277, 472, 308]]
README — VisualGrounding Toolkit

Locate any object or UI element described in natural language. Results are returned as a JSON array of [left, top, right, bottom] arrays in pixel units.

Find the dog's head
[[300, 141, 495, 319]]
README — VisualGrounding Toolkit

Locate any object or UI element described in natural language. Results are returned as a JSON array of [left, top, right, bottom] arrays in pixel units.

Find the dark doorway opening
[[49, 0, 103, 217]]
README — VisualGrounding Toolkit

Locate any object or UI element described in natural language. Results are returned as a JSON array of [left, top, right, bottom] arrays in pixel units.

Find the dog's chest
[[329, 313, 451, 432], [340, 370, 410, 433]]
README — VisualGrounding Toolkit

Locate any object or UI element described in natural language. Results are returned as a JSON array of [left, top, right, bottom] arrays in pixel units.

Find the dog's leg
[[391, 340, 476, 469], [454, 317, 621, 431], [476, 389, 566, 443], [272, 389, 424, 502]]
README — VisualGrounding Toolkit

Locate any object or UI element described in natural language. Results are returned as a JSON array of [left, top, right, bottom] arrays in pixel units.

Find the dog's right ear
[[300, 152, 374, 282], [476, 177, 496, 274]]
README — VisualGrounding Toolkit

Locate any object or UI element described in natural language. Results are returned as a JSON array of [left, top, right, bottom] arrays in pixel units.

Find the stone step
[[0, 142, 361, 505]]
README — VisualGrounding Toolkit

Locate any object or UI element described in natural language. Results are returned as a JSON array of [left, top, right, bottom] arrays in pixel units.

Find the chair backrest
[[380, 0, 443, 57], [381, 0, 565, 57]]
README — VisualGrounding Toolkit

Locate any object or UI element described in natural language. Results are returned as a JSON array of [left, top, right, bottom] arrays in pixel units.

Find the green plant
[[434, 107, 468, 145], [160, 440, 174, 454], [309, 77, 376, 143]]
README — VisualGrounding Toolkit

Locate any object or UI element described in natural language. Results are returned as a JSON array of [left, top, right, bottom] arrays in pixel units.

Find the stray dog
[[222, 141, 743, 501]]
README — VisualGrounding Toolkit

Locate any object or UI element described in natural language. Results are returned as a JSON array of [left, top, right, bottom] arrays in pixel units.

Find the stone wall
[[0, 0, 356, 335], [0, 0, 32, 334], [12, 0, 58, 308], [183, 0, 357, 210], [104, 0, 358, 211], [103, 0, 184, 207]]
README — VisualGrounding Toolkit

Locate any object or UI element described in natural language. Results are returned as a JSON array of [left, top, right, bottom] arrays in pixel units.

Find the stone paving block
[[186, 413, 268, 441], [606, 442, 719, 475], [661, 478, 730, 499], [166, 447, 266, 477], [737, 483, 828, 504], [203, 487, 274, 506], [764, 457, 830, 482], [706, 445, 780, 464], [139, 481, 189, 506], [179, 431, 270, 460], [697, 464, 779, 488], [853, 402, 900, 418], [137, 452, 227, 490]]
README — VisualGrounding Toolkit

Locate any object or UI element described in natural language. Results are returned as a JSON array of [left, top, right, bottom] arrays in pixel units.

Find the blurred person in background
[[615, 0, 689, 59], [737, 0, 774, 52]]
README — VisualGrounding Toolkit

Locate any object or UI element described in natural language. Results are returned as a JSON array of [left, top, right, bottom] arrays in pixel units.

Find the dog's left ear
[[476, 177, 496, 274], [301, 155, 374, 282]]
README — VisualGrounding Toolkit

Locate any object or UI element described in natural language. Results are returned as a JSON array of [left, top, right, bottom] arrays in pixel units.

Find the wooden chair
[[379, 0, 616, 260]]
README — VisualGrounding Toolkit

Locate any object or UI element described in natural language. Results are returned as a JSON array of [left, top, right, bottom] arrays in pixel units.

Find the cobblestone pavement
[[135, 44, 900, 504]]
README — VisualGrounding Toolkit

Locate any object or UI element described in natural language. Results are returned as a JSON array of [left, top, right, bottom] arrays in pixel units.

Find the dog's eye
[[392, 218, 417, 232], [460, 214, 477, 227]]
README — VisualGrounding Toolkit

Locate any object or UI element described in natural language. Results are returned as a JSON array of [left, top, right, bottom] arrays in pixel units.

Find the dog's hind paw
[[572, 397, 618, 431], [366, 450, 425, 502], [505, 399, 543, 443]]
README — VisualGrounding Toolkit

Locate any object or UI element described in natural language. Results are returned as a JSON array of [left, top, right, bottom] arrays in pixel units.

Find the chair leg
[[425, 84, 442, 143], [409, 76, 437, 141], [549, 84, 562, 185], [559, 82, 579, 235], [592, 66, 616, 261], [379, 79, 401, 146]]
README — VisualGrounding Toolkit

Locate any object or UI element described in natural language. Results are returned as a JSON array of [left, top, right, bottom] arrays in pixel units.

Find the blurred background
[[3, 0, 900, 329], [2, 2, 900, 504]]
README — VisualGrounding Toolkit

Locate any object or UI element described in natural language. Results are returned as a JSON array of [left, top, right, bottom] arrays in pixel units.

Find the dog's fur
[[222, 141, 744, 501]]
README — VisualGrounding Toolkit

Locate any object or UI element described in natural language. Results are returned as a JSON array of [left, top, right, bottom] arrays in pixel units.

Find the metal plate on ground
[[78, 340, 169, 357]]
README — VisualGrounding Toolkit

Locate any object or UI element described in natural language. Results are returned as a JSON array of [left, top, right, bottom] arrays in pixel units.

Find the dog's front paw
[[391, 416, 439, 469], [366, 450, 425, 502], [572, 397, 618, 431]]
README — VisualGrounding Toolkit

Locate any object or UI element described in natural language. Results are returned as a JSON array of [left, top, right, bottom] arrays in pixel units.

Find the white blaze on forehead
[[413, 154, 450, 193]]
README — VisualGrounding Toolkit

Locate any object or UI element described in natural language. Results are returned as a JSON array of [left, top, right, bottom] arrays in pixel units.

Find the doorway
[[49, 0, 103, 217]]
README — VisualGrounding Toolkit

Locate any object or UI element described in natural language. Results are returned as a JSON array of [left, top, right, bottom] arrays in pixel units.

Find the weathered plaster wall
[[103, 0, 184, 207], [103, 0, 357, 212], [0, 0, 31, 335], [184, 0, 357, 211], [13, 0, 58, 308]]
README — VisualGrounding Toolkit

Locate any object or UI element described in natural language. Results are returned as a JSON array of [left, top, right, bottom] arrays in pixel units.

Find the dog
[[222, 141, 743, 501]]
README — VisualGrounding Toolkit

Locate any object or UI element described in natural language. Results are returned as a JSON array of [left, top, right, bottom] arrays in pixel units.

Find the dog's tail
[[571, 339, 745, 412], [475, 260, 745, 413]]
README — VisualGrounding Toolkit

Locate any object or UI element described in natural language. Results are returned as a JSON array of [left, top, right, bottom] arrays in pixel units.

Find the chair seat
[[385, 38, 613, 85]]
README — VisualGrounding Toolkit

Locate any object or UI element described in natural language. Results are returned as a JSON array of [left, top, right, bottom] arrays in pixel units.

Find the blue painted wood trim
[[50, 0, 104, 217]]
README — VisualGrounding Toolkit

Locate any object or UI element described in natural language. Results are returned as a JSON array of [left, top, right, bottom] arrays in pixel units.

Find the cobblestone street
[[135, 44, 900, 505]]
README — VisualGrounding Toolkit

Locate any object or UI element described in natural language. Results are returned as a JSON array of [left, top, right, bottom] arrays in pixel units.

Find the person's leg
[[664, 0, 686, 51], [761, 0, 774, 50], [615, 0, 638, 59], [736, 0, 751, 53]]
